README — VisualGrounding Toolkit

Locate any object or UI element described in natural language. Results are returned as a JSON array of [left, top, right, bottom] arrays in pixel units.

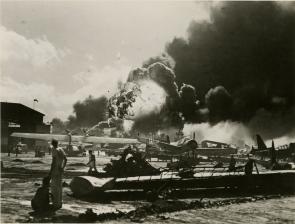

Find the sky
[[0, 0, 211, 122]]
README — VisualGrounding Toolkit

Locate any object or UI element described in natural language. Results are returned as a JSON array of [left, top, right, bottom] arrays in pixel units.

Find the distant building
[[1, 102, 51, 152]]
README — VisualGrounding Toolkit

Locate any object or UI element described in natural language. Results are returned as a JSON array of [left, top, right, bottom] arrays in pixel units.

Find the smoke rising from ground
[[183, 120, 295, 147], [51, 95, 108, 133], [108, 62, 183, 133], [265, 135, 295, 147], [165, 1, 295, 140], [68, 95, 108, 128], [183, 121, 252, 147], [53, 2, 294, 144], [167, 2, 294, 110], [248, 107, 295, 140]]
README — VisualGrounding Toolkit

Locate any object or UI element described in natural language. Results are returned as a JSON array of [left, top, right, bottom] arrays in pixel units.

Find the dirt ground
[[0, 152, 159, 223], [1, 152, 295, 223]]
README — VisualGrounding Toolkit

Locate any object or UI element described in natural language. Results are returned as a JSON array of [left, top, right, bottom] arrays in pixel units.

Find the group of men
[[228, 154, 258, 175], [32, 139, 67, 211]]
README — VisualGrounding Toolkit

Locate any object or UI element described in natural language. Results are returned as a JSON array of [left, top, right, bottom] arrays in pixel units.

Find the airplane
[[10, 130, 238, 159], [58, 141, 93, 157], [251, 134, 295, 162], [250, 135, 274, 160], [56, 129, 93, 157], [10, 131, 140, 157], [141, 135, 238, 159]]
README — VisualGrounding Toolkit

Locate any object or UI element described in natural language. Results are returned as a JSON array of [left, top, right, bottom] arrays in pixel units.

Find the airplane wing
[[11, 133, 70, 142], [11, 132, 140, 144], [137, 136, 182, 154], [77, 136, 140, 144]]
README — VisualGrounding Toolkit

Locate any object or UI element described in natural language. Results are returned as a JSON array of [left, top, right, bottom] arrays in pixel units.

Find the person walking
[[87, 150, 98, 174]]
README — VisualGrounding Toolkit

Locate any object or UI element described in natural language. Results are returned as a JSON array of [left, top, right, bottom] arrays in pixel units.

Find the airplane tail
[[256, 134, 267, 150]]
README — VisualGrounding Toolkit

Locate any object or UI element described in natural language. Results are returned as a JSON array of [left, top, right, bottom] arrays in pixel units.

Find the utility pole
[[33, 99, 38, 110]]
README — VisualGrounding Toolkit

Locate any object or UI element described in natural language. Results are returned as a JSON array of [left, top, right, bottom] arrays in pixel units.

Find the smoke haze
[[183, 121, 252, 147], [167, 2, 295, 121], [165, 1, 295, 141], [67, 95, 108, 129], [54, 2, 295, 144]]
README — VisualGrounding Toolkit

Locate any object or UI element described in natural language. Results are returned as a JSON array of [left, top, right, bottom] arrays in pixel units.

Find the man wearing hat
[[49, 139, 67, 210]]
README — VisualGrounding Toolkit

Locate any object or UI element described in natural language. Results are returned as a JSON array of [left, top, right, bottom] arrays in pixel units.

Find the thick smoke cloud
[[167, 2, 295, 118], [166, 1, 295, 139], [51, 95, 108, 134], [67, 95, 108, 129], [179, 84, 200, 122], [109, 60, 222, 133], [248, 107, 295, 140], [54, 2, 294, 143], [109, 62, 183, 133], [51, 118, 67, 134], [183, 121, 252, 147], [205, 86, 233, 123], [142, 53, 174, 69], [147, 62, 179, 100]]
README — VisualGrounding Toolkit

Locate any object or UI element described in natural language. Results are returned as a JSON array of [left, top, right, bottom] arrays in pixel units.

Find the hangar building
[[1, 102, 51, 152]]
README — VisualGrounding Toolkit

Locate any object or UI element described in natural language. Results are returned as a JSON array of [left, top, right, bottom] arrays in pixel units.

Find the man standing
[[49, 139, 67, 210], [8, 146, 11, 157], [228, 155, 236, 172], [15, 143, 21, 157], [245, 154, 258, 175]]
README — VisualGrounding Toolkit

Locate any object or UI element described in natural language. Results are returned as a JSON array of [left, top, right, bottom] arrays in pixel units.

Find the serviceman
[[228, 155, 236, 172], [15, 143, 21, 157], [245, 154, 258, 175], [48, 139, 67, 210], [87, 150, 98, 174]]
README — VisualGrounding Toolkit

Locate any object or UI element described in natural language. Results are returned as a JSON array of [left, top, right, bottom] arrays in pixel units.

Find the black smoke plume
[[67, 95, 108, 129], [54, 2, 295, 141], [166, 1, 295, 138], [167, 2, 294, 115], [51, 118, 67, 134], [109, 62, 184, 133], [205, 86, 233, 123], [179, 84, 200, 122], [51, 94, 109, 134], [142, 53, 174, 69]]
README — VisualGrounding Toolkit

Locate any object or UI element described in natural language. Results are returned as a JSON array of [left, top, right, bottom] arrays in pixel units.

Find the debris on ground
[[75, 195, 284, 222], [103, 146, 160, 177]]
